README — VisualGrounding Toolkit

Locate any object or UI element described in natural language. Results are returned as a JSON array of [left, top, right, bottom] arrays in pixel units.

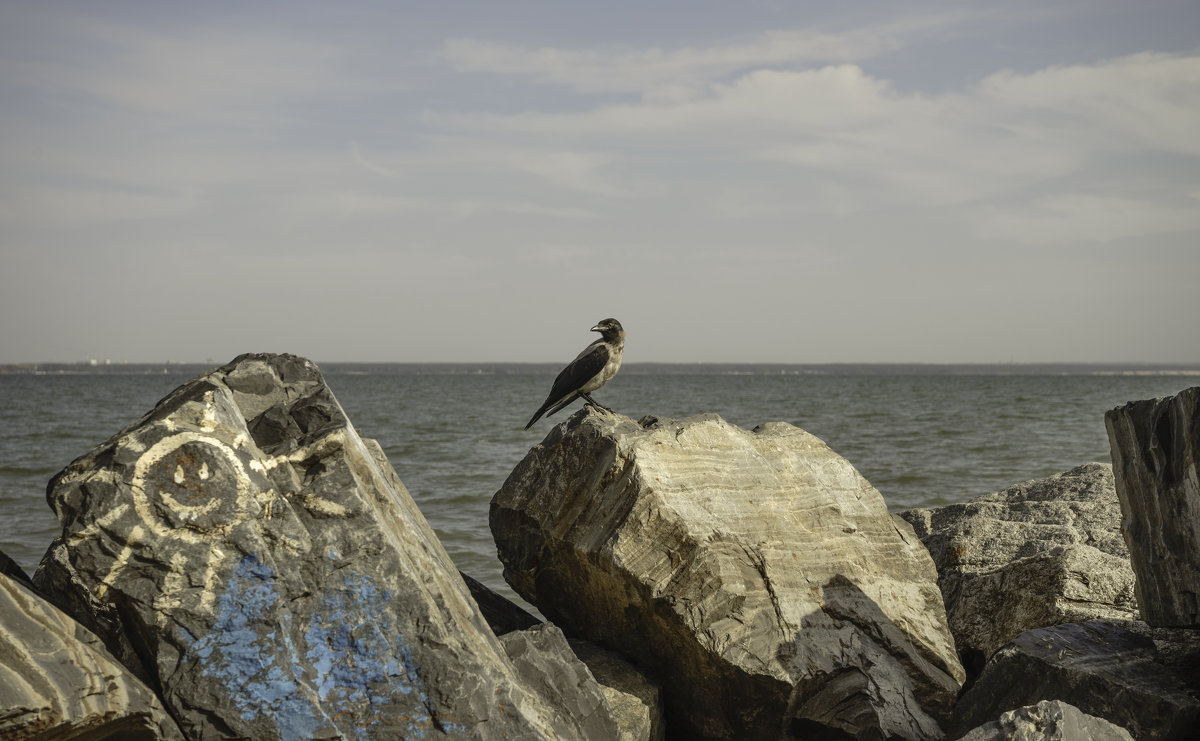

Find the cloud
[[5, 13, 350, 127], [333, 191, 598, 221], [350, 142, 401, 178], [2, 3, 1197, 364], [441, 12, 969, 94], [426, 51, 1200, 218], [0, 185, 193, 226], [980, 192, 1200, 245], [976, 52, 1200, 156]]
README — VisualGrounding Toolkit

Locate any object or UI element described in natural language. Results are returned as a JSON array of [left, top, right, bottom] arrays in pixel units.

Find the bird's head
[[591, 318, 624, 341]]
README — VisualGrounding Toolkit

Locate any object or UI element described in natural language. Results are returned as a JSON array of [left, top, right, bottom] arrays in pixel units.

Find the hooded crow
[[524, 318, 625, 429]]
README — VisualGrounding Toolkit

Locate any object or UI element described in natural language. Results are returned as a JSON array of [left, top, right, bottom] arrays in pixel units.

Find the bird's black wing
[[524, 341, 610, 429]]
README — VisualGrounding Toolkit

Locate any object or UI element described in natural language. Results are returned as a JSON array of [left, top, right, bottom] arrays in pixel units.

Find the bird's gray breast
[[581, 342, 623, 393]]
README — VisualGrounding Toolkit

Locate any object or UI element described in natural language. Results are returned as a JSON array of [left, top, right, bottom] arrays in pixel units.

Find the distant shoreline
[[3, 361, 1200, 377]]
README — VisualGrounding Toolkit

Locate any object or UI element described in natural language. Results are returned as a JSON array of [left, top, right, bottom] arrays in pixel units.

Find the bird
[[524, 318, 625, 429]]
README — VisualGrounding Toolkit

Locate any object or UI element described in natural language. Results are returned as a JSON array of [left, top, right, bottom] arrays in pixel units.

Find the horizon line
[[4, 359, 1200, 369]]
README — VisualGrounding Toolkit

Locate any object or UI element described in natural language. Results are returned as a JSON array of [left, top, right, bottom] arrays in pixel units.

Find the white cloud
[[2, 2, 1197, 363], [980, 192, 1200, 245], [350, 142, 401, 178], [976, 52, 1200, 155], [504, 150, 655, 198], [426, 51, 1200, 216], [0, 185, 193, 225], [441, 12, 971, 95], [518, 243, 595, 264], [7, 15, 348, 125]]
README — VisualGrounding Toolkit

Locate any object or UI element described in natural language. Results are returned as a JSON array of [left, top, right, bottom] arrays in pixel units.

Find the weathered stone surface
[[464, 569, 665, 741], [498, 623, 622, 740], [1121, 619, 1200, 694], [1105, 387, 1200, 627], [1, 571, 184, 740], [568, 638, 666, 741], [958, 700, 1133, 741], [900, 463, 1137, 669], [950, 621, 1200, 741], [33, 353, 613, 740], [492, 409, 965, 740]]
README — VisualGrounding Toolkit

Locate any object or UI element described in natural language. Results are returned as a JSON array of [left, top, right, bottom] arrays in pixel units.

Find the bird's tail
[[524, 392, 580, 430], [523, 409, 545, 430]]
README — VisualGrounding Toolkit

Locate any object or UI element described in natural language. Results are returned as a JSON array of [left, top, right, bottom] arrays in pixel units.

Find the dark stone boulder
[[33, 353, 615, 739], [899, 463, 1137, 672], [950, 621, 1200, 740], [492, 409, 964, 740], [1, 570, 184, 740], [1105, 386, 1200, 627]]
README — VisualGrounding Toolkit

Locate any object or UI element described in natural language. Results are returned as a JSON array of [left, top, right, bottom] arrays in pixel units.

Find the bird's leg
[[581, 393, 613, 413]]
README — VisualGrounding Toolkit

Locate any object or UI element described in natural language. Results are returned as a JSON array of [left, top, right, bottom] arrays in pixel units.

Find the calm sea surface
[[2, 363, 1197, 604]]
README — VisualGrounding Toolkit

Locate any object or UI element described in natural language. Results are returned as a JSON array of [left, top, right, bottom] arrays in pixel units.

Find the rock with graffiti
[[32, 353, 616, 740]]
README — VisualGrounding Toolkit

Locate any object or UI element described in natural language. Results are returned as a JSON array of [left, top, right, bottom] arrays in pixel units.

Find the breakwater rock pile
[[2, 353, 1199, 740]]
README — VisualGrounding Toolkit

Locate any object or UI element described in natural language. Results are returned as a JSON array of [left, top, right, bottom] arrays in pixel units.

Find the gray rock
[[33, 353, 614, 740], [463, 569, 665, 741], [1105, 387, 1200, 627], [499, 623, 622, 741], [569, 639, 666, 741], [950, 621, 1200, 741], [0, 572, 184, 740], [492, 409, 964, 740], [1121, 619, 1200, 693], [958, 700, 1133, 741], [899, 463, 1137, 669]]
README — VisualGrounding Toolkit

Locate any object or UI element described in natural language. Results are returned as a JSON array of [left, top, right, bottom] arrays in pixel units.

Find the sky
[[1, 1, 1198, 365]]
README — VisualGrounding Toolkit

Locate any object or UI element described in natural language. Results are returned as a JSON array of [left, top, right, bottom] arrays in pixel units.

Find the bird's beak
[[591, 324, 602, 332]]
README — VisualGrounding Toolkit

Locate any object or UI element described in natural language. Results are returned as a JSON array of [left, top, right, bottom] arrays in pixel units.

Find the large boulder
[[1105, 387, 1200, 627], [950, 621, 1200, 740], [900, 463, 1137, 670], [491, 410, 965, 740], [33, 353, 615, 740], [957, 700, 1133, 741], [1, 570, 183, 740]]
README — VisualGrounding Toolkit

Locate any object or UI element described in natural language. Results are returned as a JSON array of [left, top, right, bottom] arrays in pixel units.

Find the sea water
[[1, 363, 1196, 603]]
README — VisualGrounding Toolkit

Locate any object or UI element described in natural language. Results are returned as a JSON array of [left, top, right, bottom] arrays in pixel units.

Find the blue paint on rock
[[304, 570, 440, 738], [189, 554, 327, 740], [185, 553, 471, 739]]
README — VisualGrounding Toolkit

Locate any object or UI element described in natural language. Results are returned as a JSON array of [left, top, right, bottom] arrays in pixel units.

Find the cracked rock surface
[[492, 409, 964, 740], [1106, 386, 1200, 627], [900, 463, 1137, 671]]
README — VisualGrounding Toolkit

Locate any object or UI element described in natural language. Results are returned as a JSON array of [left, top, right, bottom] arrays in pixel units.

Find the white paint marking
[[94, 524, 145, 599]]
